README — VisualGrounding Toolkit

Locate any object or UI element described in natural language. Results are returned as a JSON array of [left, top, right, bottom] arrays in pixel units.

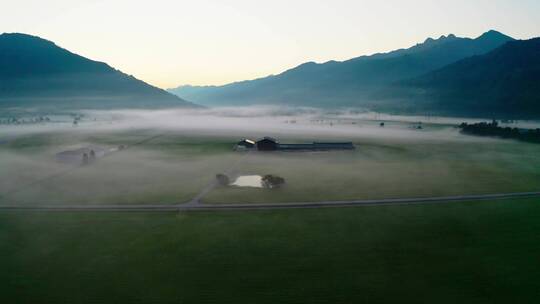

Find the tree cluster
[[0, 116, 50, 125], [459, 121, 540, 143], [262, 175, 286, 189], [215, 174, 230, 186]]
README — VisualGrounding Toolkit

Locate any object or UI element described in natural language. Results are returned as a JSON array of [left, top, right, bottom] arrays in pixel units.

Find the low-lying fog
[[4, 105, 536, 142], [2, 106, 540, 205]]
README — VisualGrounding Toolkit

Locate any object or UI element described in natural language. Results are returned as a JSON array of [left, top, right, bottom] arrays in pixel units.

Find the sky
[[2, 0, 540, 89]]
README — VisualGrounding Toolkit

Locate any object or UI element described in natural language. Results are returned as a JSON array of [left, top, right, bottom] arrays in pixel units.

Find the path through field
[[1, 191, 539, 212]]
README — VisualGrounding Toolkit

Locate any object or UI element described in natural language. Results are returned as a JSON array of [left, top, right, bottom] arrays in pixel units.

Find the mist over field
[[4, 105, 528, 141], [3, 2, 540, 303], [2, 105, 540, 206]]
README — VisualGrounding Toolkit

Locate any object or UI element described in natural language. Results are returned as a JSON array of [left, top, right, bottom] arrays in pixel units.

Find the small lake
[[232, 175, 263, 188]]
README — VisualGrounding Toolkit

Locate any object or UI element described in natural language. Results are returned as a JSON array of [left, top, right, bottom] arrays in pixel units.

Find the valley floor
[[1, 113, 540, 303], [1, 197, 540, 303], [2, 125, 540, 206]]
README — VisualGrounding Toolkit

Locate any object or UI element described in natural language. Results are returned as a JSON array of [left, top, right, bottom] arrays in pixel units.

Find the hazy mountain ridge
[[0, 33, 197, 109], [169, 30, 514, 108], [377, 38, 540, 117]]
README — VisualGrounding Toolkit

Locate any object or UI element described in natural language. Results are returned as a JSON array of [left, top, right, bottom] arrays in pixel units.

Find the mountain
[[0, 33, 197, 109], [169, 30, 514, 107], [376, 38, 540, 118]]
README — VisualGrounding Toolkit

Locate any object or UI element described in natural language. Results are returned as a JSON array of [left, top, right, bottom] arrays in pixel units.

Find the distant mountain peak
[[168, 30, 515, 110], [0, 33, 63, 55], [477, 30, 514, 41], [424, 33, 458, 44], [393, 37, 540, 117], [1, 32, 56, 45], [0, 32, 197, 109]]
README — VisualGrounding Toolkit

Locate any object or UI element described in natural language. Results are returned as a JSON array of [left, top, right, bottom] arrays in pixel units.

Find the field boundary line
[[1, 191, 539, 212]]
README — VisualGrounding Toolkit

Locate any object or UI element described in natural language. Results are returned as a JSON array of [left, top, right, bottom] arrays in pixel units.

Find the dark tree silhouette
[[216, 174, 230, 186], [459, 121, 540, 143], [262, 175, 286, 189]]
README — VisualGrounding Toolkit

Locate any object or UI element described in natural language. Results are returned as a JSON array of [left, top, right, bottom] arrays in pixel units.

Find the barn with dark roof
[[256, 137, 279, 151]]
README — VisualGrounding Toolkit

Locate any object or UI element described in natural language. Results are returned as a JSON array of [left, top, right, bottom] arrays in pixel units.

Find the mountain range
[[169, 31, 513, 107], [0, 33, 196, 109], [2, 31, 538, 117], [168, 30, 540, 117], [377, 37, 540, 117]]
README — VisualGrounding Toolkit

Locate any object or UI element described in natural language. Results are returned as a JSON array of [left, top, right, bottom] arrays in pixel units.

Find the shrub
[[262, 175, 285, 189], [216, 174, 230, 186]]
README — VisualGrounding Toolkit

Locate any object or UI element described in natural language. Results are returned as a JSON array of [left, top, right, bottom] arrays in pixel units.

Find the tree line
[[0, 116, 51, 125], [459, 120, 540, 143]]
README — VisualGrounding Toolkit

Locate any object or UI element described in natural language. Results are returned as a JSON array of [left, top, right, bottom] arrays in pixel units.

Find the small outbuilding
[[56, 146, 107, 165], [235, 139, 256, 150]]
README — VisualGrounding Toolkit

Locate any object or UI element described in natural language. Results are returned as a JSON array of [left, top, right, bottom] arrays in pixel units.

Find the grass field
[[2, 111, 540, 303], [2, 125, 540, 205], [0, 131, 241, 205], [1, 198, 540, 303], [203, 137, 540, 203]]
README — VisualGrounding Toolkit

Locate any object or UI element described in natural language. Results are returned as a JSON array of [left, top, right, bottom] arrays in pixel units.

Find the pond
[[231, 175, 263, 188]]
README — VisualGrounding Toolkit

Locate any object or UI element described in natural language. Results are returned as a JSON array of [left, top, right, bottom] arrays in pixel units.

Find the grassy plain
[[2, 126, 540, 205], [204, 136, 540, 203], [1, 198, 540, 303], [2, 116, 540, 303], [0, 130, 240, 205]]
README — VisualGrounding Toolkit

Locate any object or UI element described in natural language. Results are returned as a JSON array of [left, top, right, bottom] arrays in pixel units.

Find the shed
[[56, 146, 107, 165], [236, 139, 256, 150]]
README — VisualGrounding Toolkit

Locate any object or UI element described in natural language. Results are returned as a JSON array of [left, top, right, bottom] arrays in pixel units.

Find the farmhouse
[[256, 137, 279, 151], [238, 137, 355, 152]]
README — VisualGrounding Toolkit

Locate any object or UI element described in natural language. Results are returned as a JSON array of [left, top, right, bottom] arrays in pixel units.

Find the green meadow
[[1, 115, 540, 304], [1, 198, 540, 303], [2, 126, 540, 205], [205, 136, 540, 203], [0, 131, 239, 205]]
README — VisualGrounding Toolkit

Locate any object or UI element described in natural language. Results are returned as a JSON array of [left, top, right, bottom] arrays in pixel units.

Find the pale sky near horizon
[[2, 0, 540, 88]]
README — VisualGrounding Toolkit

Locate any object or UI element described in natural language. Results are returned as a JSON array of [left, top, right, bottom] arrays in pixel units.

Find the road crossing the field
[[1, 191, 539, 212]]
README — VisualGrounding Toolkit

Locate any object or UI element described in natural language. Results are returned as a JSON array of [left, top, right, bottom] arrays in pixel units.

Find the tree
[[216, 174, 230, 186], [82, 153, 89, 165], [262, 175, 285, 189]]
